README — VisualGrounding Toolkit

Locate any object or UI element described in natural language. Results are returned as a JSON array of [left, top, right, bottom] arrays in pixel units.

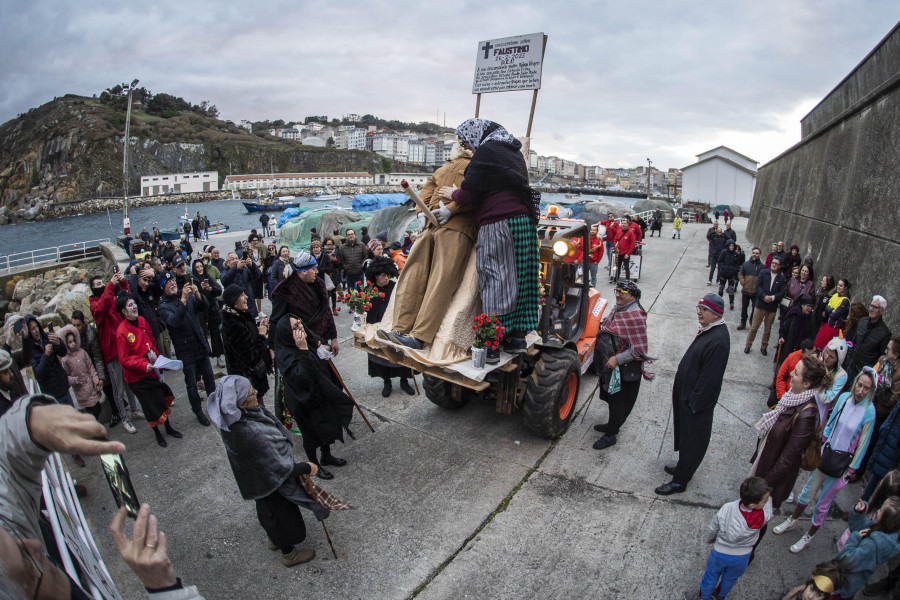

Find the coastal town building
[[681, 146, 758, 211], [301, 136, 326, 147], [140, 171, 218, 196], [371, 173, 430, 186], [223, 172, 372, 190]]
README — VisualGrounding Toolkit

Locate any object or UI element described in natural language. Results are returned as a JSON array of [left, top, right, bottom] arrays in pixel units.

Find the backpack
[[790, 401, 822, 471]]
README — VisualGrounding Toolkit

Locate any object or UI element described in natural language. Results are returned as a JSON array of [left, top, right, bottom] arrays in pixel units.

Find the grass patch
[[131, 111, 164, 123]]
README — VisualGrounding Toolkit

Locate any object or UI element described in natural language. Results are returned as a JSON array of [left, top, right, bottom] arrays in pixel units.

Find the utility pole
[[646, 158, 652, 200], [122, 78, 139, 235]]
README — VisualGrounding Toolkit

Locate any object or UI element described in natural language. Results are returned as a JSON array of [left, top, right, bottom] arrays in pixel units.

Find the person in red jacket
[[115, 294, 182, 447], [89, 273, 141, 432], [615, 222, 636, 283], [601, 214, 622, 274], [588, 224, 604, 289]]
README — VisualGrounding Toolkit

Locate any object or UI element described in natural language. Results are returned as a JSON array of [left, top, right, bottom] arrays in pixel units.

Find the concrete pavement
[[72, 218, 873, 599]]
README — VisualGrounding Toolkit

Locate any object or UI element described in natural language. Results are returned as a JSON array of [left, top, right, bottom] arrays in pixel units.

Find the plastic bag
[[608, 365, 621, 395]]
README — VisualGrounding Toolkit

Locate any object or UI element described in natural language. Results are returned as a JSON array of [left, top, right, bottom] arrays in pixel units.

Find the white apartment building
[[281, 128, 300, 140], [301, 137, 326, 147], [141, 171, 218, 196], [223, 172, 373, 190], [408, 141, 426, 164], [240, 120, 252, 132], [372, 133, 410, 162]]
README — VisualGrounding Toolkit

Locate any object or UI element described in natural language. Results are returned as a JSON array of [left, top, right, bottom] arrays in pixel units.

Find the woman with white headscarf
[[208, 374, 323, 567], [438, 118, 540, 364]]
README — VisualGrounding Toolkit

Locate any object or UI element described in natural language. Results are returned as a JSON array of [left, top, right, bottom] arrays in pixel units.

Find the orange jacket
[[776, 350, 803, 400], [390, 249, 407, 271]]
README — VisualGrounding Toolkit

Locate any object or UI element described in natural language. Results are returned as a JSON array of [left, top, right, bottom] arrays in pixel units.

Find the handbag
[[819, 442, 853, 478], [323, 273, 335, 292], [620, 360, 642, 382], [817, 398, 854, 477]]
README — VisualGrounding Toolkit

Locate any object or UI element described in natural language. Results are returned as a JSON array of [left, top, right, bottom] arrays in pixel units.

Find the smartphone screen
[[12, 319, 24, 335], [100, 454, 140, 518]]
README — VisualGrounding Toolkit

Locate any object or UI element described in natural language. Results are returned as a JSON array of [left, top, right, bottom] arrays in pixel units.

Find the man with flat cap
[[656, 293, 730, 495]]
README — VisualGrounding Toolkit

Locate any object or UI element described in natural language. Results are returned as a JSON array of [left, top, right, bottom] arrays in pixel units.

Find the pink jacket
[[59, 325, 102, 408]]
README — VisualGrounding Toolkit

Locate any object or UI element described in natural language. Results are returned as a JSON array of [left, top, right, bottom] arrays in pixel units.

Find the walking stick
[[305, 475, 338, 559], [771, 341, 783, 387], [327, 359, 375, 433], [411, 371, 420, 395]]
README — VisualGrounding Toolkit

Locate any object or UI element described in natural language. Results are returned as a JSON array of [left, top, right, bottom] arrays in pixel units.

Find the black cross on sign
[[481, 42, 493, 59]]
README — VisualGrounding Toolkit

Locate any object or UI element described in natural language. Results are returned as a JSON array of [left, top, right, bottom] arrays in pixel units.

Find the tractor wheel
[[522, 348, 581, 439], [422, 374, 469, 410]]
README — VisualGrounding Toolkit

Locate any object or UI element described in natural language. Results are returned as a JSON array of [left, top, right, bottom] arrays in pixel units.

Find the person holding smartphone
[[23, 315, 71, 405]]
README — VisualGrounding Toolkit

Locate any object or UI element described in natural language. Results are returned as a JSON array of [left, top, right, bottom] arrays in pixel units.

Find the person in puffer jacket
[[23, 315, 70, 404], [59, 324, 103, 419], [716, 241, 743, 310]]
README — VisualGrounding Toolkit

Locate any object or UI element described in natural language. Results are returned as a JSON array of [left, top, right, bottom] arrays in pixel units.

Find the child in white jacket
[[688, 476, 773, 600]]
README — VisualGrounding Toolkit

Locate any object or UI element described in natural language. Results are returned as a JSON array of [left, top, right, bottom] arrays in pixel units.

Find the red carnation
[[472, 325, 477, 330], [379, 293, 385, 298]]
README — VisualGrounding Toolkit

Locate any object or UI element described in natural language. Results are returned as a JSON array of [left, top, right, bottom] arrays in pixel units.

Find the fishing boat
[[206, 221, 230, 235], [564, 192, 582, 199], [304, 185, 341, 202]]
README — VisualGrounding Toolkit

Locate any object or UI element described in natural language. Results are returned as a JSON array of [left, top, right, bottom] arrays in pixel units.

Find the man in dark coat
[[259, 212, 270, 239], [340, 229, 367, 291], [126, 268, 162, 340], [656, 293, 730, 495], [706, 227, 728, 285], [846, 294, 892, 384], [737, 247, 764, 330], [157, 272, 214, 426], [745, 256, 786, 356], [715, 240, 742, 310]]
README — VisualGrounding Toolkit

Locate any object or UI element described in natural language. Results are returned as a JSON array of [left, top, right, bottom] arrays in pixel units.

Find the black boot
[[399, 378, 415, 395], [381, 379, 392, 397], [153, 426, 167, 448], [164, 421, 183, 439]]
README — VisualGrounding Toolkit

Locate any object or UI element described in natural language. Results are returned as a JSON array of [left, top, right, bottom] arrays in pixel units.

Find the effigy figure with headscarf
[[437, 118, 540, 363], [208, 374, 325, 567]]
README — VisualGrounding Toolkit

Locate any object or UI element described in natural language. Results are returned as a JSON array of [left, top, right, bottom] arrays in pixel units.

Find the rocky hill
[[0, 93, 431, 223]]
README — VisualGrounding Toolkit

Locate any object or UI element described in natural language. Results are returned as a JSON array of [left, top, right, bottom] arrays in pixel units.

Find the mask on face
[[91, 286, 104, 298]]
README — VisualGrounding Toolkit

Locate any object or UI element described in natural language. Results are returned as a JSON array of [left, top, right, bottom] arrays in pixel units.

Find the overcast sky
[[1, 1, 898, 170]]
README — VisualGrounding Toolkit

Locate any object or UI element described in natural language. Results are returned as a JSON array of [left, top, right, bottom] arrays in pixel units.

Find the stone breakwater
[[0, 262, 101, 346], [3, 185, 408, 224]]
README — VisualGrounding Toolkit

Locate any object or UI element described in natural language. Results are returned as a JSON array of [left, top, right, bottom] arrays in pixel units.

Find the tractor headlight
[[553, 239, 576, 258]]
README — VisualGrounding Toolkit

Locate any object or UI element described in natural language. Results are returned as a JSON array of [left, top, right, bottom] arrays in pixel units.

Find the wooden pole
[[305, 475, 338, 559], [475, 93, 481, 117], [524, 35, 548, 139], [327, 360, 375, 433]]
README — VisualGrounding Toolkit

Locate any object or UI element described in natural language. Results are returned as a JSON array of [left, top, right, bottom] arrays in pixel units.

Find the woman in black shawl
[[274, 315, 354, 480], [365, 256, 414, 397], [221, 284, 273, 402], [439, 118, 540, 362], [208, 375, 320, 567]]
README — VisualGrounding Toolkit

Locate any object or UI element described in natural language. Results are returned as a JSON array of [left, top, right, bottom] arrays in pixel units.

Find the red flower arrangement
[[473, 312, 506, 350], [341, 280, 378, 313]]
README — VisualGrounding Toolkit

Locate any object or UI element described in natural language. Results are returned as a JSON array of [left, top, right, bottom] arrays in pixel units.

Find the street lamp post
[[122, 78, 139, 235], [646, 158, 652, 200]]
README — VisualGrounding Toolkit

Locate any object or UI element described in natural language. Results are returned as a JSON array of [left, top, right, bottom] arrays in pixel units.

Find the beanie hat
[[222, 284, 244, 308], [160, 271, 176, 291], [614, 280, 641, 299], [0, 349, 12, 371], [698, 293, 725, 316], [376, 230, 388, 242], [367, 239, 382, 253], [797, 293, 814, 306], [291, 251, 318, 273]]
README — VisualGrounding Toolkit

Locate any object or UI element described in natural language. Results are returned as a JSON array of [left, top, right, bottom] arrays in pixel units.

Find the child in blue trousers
[[687, 476, 772, 600]]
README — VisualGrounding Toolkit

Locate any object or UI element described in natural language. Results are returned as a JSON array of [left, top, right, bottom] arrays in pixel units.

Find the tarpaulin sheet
[[351, 194, 409, 212]]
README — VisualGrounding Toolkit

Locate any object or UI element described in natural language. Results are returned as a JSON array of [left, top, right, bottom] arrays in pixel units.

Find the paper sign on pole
[[472, 32, 545, 94]]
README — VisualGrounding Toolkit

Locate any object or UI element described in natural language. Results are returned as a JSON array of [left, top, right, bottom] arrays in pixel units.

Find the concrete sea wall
[[746, 22, 900, 325]]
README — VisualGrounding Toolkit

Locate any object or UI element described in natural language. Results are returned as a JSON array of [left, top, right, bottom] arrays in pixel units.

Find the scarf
[[755, 387, 817, 437], [600, 300, 656, 381], [207, 374, 251, 432], [455, 118, 518, 149], [218, 404, 295, 500], [739, 504, 765, 530]]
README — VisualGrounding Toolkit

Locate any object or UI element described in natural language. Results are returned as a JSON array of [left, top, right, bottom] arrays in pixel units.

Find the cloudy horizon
[[1, 1, 897, 171]]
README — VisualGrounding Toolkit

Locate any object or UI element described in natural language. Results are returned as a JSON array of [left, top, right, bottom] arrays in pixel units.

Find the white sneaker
[[773, 517, 798, 535], [123, 419, 137, 434], [790, 534, 814, 553], [785, 492, 795, 504], [131, 411, 145, 421]]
